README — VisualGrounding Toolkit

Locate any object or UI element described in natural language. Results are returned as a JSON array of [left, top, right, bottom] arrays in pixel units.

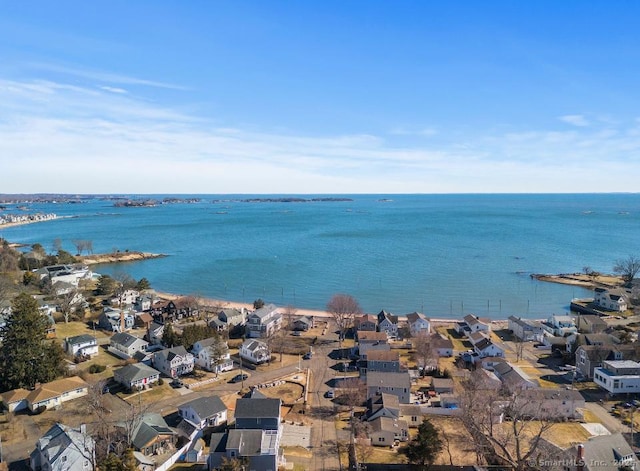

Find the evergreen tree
[[162, 322, 181, 348], [400, 419, 443, 468], [98, 451, 136, 471], [0, 293, 67, 391], [135, 277, 151, 291]]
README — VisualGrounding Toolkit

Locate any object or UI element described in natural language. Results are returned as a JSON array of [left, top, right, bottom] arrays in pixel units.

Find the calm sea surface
[[2, 194, 639, 319]]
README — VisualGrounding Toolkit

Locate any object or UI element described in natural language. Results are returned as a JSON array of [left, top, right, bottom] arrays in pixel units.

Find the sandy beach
[[0, 215, 63, 230]]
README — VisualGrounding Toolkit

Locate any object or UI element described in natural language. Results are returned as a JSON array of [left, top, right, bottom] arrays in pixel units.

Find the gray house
[[114, 362, 160, 390], [246, 304, 282, 338], [369, 417, 408, 447], [218, 308, 246, 328], [179, 396, 227, 430], [366, 371, 411, 404], [109, 332, 149, 359], [30, 423, 95, 471], [365, 350, 403, 375], [234, 398, 281, 430]]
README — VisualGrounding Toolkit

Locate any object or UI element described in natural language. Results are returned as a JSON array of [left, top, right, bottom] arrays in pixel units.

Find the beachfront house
[[109, 332, 148, 359], [217, 308, 246, 329], [30, 423, 95, 471], [64, 334, 98, 358], [406, 312, 431, 336], [109, 289, 140, 307], [355, 314, 378, 333], [191, 337, 233, 373], [474, 338, 504, 359], [594, 288, 629, 312], [35, 264, 93, 286], [565, 333, 619, 353], [239, 339, 271, 365], [113, 362, 160, 390], [508, 316, 545, 342], [462, 314, 491, 334], [246, 303, 282, 338], [153, 346, 195, 378], [377, 310, 399, 338], [357, 331, 390, 359], [291, 315, 313, 331], [179, 396, 228, 430], [594, 360, 640, 395], [544, 315, 578, 337], [575, 314, 608, 334]]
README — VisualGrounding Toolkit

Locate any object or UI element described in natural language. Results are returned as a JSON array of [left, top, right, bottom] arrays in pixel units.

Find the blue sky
[[1, 1, 639, 193]]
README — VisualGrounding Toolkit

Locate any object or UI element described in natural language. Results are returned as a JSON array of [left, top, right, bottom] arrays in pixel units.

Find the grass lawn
[[543, 422, 593, 448], [54, 321, 112, 343], [582, 409, 602, 423], [438, 327, 471, 352], [121, 382, 179, 405]]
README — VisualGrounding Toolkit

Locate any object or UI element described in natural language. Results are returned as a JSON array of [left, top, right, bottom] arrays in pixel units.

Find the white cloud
[[0, 77, 639, 194], [100, 86, 127, 94], [559, 114, 590, 127]]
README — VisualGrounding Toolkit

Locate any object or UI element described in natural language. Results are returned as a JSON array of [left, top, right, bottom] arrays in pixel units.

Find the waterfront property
[[153, 346, 195, 378], [594, 360, 640, 394], [406, 312, 431, 336], [239, 339, 271, 364], [575, 344, 640, 379], [356, 331, 390, 359], [594, 287, 630, 312], [64, 334, 98, 358], [246, 303, 282, 338], [377, 310, 399, 338], [543, 315, 578, 337], [508, 315, 545, 342], [355, 314, 378, 333]]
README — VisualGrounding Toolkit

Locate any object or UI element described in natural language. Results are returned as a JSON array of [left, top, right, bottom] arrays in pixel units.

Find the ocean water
[[1, 194, 639, 319]]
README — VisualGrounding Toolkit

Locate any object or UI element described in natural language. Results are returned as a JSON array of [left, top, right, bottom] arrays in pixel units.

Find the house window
[[378, 437, 385, 442], [411, 416, 417, 422], [61, 457, 67, 463]]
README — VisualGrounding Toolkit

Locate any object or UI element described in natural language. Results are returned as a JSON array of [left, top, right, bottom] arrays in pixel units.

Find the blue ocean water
[[2, 194, 639, 319]]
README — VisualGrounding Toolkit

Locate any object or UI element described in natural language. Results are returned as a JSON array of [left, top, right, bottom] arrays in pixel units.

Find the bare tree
[[327, 294, 362, 351], [207, 337, 230, 376], [58, 288, 80, 323], [83, 381, 113, 462], [413, 331, 435, 376], [613, 255, 640, 285], [52, 238, 63, 253], [283, 304, 298, 329]]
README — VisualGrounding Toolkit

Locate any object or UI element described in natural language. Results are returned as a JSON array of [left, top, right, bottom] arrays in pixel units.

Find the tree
[[413, 332, 435, 376], [181, 324, 218, 349], [253, 298, 265, 309], [96, 275, 118, 296], [162, 322, 180, 348], [217, 457, 249, 471], [206, 336, 229, 376], [0, 293, 67, 391], [613, 255, 640, 285], [326, 293, 362, 351], [135, 277, 151, 291], [400, 419, 443, 468], [58, 288, 80, 323]]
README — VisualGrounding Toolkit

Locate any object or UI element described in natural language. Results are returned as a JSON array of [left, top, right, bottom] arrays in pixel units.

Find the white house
[[64, 334, 99, 357], [377, 310, 399, 338], [217, 308, 246, 328], [109, 332, 148, 359], [474, 338, 505, 359], [110, 289, 140, 307], [594, 360, 640, 395], [179, 396, 228, 429], [366, 371, 412, 404], [153, 346, 195, 378], [544, 315, 578, 337], [191, 337, 233, 373], [239, 339, 271, 364], [1, 376, 89, 413], [431, 335, 454, 357], [594, 288, 629, 312], [30, 423, 95, 471], [113, 362, 160, 390], [405, 312, 431, 336], [508, 316, 545, 342], [246, 304, 282, 338], [463, 314, 491, 334]]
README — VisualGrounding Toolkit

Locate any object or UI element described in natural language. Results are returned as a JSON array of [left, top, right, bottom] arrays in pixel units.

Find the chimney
[[576, 443, 585, 471], [80, 424, 86, 434], [120, 310, 125, 332]]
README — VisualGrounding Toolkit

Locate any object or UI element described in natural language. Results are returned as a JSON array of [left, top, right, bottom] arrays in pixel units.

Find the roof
[[136, 312, 154, 322], [370, 393, 400, 411], [463, 314, 484, 326], [432, 335, 454, 349], [475, 338, 498, 351], [430, 377, 454, 390], [377, 310, 398, 324], [194, 337, 220, 348], [581, 432, 639, 471], [65, 334, 96, 346], [521, 388, 584, 402], [370, 416, 408, 433], [34, 423, 94, 465], [115, 362, 159, 383], [293, 316, 313, 325], [209, 432, 229, 453], [358, 331, 388, 342], [111, 332, 146, 348], [25, 376, 89, 405], [180, 395, 226, 419], [367, 350, 400, 362], [155, 345, 190, 362], [469, 331, 487, 343], [1, 387, 30, 405], [226, 429, 266, 456], [251, 303, 279, 320], [234, 398, 281, 420], [405, 312, 429, 324], [242, 339, 268, 352], [131, 413, 175, 450], [356, 314, 377, 325], [367, 371, 411, 389]]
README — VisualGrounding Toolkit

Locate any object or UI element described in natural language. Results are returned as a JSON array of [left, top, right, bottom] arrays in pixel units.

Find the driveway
[[584, 402, 632, 434]]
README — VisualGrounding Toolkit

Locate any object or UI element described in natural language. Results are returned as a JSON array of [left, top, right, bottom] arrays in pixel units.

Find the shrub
[[158, 378, 164, 385], [89, 364, 106, 374]]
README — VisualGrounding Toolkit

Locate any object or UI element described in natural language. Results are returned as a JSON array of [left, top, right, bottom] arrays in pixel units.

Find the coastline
[[0, 214, 67, 230], [79, 251, 166, 265], [530, 272, 625, 290]]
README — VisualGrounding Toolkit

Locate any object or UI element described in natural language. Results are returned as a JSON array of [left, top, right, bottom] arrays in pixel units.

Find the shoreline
[[530, 272, 625, 290], [79, 251, 166, 265], [0, 215, 67, 230]]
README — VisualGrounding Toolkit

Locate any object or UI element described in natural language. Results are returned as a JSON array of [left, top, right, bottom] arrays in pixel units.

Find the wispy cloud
[[559, 114, 590, 127], [100, 86, 127, 94], [1, 77, 639, 194]]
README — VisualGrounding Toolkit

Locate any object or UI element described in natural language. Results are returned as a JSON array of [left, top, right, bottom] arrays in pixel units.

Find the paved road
[[584, 402, 632, 434]]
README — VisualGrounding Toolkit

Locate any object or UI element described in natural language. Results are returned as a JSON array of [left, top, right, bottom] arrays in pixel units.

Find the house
[[98, 307, 135, 332], [544, 315, 578, 337], [109, 289, 140, 307], [163, 298, 199, 321], [64, 334, 98, 358], [355, 314, 378, 333], [405, 312, 430, 336], [369, 417, 409, 447], [366, 393, 400, 421], [516, 388, 585, 420], [365, 350, 403, 375], [135, 312, 154, 329], [239, 339, 271, 365], [191, 337, 233, 373], [400, 404, 424, 428], [234, 397, 282, 430], [594, 287, 629, 312], [357, 331, 390, 359], [208, 429, 283, 471], [566, 333, 618, 353], [492, 362, 538, 391], [468, 331, 488, 346], [430, 377, 455, 395], [113, 362, 160, 390], [145, 321, 164, 345], [432, 334, 454, 357], [179, 396, 227, 429], [217, 308, 246, 328], [291, 316, 313, 331], [134, 293, 155, 312], [474, 338, 504, 359], [377, 310, 399, 338], [153, 346, 195, 378], [508, 316, 545, 342], [209, 396, 284, 471], [574, 314, 608, 334], [594, 360, 640, 394], [1, 376, 89, 413], [129, 413, 177, 456], [109, 332, 148, 359], [30, 423, 94, 471], [574, 344, 639, 379], [462, 314, 491, 334], [35, 264, 92, 286], [366, 371, 411, 404], [246, 303, 282, 338]]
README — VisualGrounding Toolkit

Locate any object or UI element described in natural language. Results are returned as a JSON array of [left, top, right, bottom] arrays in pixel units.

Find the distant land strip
[[77, 251, 166, 265], [530, 272, 625, 290]]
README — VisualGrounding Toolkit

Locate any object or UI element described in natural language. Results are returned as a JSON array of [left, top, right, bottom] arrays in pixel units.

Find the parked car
[[303, 352, 312, 360], [230, 373, 249, 383], [325, 389, 334, 398], [170, 378, 184, 388], [292, 331, 302, 336]]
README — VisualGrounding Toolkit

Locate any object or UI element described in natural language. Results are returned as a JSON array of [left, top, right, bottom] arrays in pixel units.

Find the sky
[[1, 1, 639, 194]]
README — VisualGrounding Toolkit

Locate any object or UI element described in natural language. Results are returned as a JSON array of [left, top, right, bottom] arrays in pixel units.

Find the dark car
[[170, 378, 184, 388], [303, 352, 312, 360], [230, 373, 249, 383]]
